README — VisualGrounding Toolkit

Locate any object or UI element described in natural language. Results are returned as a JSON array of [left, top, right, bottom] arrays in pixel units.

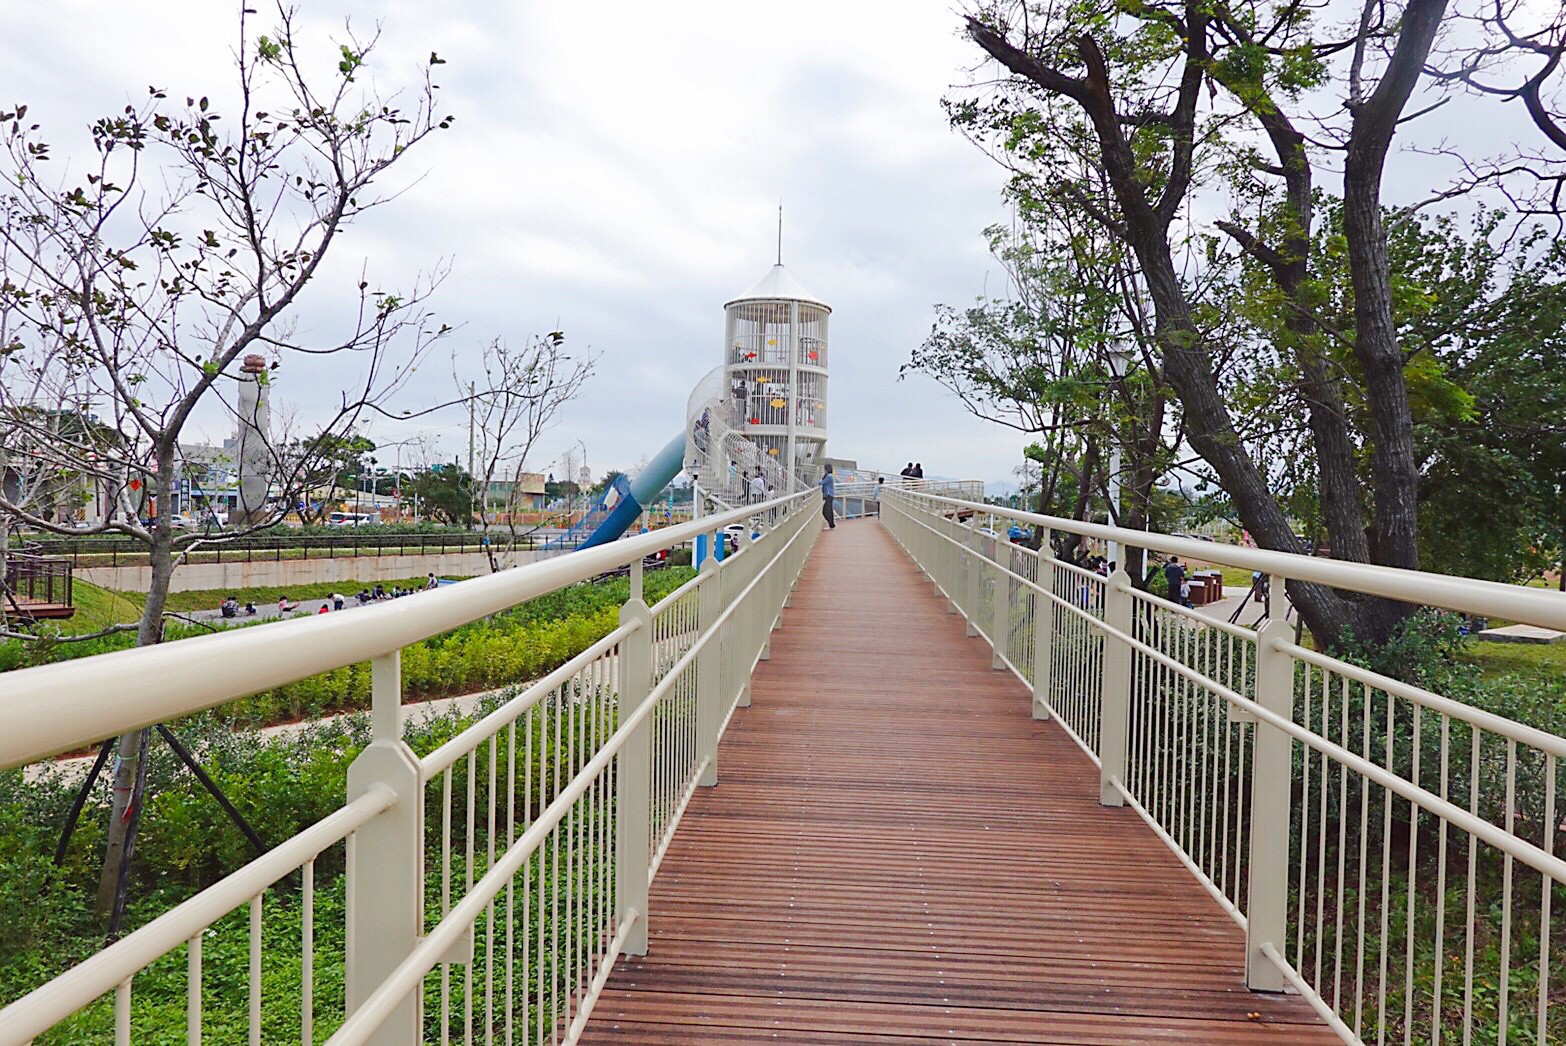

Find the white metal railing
[[0, 489, 819, 1045], [882, 487, 1566, 1046]]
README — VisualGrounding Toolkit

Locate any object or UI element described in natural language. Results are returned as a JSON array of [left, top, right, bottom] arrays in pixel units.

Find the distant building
[[485, 472, 547, 512]]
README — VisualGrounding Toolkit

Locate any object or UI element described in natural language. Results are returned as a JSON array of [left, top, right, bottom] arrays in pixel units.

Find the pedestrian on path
[[820, 464, 836, 529], [748, 470, 767, 504], [1164, 556, 1191, 608]]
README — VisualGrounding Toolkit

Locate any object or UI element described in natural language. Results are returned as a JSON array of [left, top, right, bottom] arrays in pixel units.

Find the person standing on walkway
[[872, 476, 885, 516], [1164, 556, 1191, 608], [748, 469, 767, 505], [820, 464, 836, 529]]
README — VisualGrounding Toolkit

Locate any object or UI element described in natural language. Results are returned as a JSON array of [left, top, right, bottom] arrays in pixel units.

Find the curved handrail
[[889, 488, 1566, 632], [0, 491, 814, 770]]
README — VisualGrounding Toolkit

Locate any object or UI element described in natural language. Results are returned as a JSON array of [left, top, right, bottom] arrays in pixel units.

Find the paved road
[[182, 587, 439, 625]]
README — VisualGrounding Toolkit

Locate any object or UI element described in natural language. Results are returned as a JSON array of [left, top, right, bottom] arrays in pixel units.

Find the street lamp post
[[1105, 344, 1135, 572]]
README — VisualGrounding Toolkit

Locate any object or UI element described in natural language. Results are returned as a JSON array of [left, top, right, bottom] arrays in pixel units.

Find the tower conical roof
[[725, 264, 830, 310]]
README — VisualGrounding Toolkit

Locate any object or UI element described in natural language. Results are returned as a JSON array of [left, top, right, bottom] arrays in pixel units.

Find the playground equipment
[[722, 263, 830, 475], [549, 262, 831, 551]]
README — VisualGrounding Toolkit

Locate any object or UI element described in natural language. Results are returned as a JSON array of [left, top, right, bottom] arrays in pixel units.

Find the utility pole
[[467, 381, 476, 529]]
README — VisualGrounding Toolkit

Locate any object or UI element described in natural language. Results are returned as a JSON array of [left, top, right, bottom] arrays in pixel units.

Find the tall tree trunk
[[1338, 0, 1450, 640], [94, 480, 175, 922]]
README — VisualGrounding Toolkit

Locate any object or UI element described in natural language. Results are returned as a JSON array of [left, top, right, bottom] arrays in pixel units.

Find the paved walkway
[[582, 520, 1332, 1043]]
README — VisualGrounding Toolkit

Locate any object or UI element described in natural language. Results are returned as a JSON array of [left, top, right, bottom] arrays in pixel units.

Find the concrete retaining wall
[[77, 550, 541, 594]]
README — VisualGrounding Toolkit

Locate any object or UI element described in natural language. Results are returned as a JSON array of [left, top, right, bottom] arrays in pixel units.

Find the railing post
[[782, 504, 795, 606], [615, 596, 654, 955], [1098, 569, 1133, 807], [711, 529, 751, 710], [696, 556, 722, 786], [344, 651, 422, 1044], [1246, 616, 1294, 991], [962, 517, 979, 632], [1033, 530, 1055, 720], [990, 528, 1009, 670]]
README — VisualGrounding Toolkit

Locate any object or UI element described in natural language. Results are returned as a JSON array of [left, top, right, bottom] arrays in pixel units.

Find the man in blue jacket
[[820, 464, 836, 529]]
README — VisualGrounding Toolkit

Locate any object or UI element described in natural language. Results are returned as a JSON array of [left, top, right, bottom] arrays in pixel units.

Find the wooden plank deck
[[582, 519, 1333, 1043]]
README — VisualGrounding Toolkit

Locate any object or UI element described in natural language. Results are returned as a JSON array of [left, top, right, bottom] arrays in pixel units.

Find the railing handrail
[[0, 490, 814, 770], [890, 488, 1566, 633], [0, 785, 394, 1045]]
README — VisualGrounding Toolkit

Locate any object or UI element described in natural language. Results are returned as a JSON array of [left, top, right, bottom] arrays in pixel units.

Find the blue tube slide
[[576, 431, 688, 550]]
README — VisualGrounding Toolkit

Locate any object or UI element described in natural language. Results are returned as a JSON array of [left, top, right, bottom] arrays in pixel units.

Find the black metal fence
[[11, 531, 544, 568], [3, 552, 73, 608]]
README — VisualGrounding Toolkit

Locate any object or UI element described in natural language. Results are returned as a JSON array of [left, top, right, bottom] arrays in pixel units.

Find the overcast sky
[[5, 1, 1031, 484], [5, 2, 1553, 488]]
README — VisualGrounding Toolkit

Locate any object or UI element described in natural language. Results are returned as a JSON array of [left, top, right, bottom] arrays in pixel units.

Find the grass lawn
[[60, 581, 144, 634], [155, 577, 451, 615], [1460, 638, 1566, 683]]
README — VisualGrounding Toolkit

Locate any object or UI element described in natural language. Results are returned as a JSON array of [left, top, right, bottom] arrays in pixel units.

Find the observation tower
[[722, 261, 830, 476]]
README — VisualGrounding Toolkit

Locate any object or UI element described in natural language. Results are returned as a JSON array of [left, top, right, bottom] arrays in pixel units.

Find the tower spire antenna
[[777, 202, 783, 266]]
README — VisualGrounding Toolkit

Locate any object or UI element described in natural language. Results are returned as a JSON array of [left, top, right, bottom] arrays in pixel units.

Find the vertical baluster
[[1538, 753, 1555, 1046], [1404, 705, 1423, 1046], [1499, 738, 1516, 1044], [1334, 675, 1349, 1011], [1433, 717, 1450, 1046], [550, 691, 561, 1044], [1297, 665, 1314, 973], [115, 977, 131, 1046], [465, 750, 476, 1045], [487, 734, 497, 1045], [528, 705, 538, 1046], [249, 894, 262, 1046], [1380, 690, 1397, 1046], [1315, 672, 1330, 993], [188, 932, 203, 1046], [1221, 639, 1234, 898], [1356, 687, 1374, 1039], [441, 767, 452, 1046], [301, 859, 312, 1046], [506, 719, 516, 1046]]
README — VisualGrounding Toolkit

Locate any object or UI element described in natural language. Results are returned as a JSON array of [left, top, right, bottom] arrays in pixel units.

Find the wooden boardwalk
[[582, 520, 1332, 1043]]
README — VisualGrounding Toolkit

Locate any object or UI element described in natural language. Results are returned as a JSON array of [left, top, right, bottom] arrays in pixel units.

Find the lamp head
[[1106, 342, 1135, 379]]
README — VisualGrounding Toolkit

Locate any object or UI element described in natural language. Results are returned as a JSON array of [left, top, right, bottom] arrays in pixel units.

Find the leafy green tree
[[409, 464, 476, 526], [952, 0, 1489, 648], [906, 215, 1178, 579]]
